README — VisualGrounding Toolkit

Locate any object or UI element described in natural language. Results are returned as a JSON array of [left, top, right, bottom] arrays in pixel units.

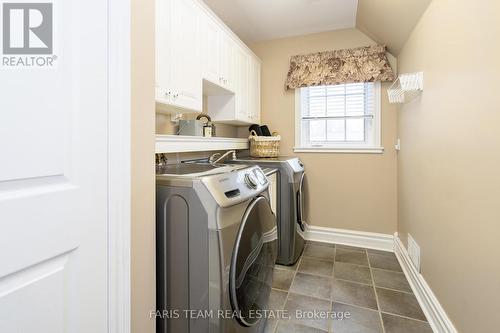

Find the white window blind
[[296, 82, 381, 151]]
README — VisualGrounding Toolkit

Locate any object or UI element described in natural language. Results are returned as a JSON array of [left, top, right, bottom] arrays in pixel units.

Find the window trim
[[294, 82, 384, 154]]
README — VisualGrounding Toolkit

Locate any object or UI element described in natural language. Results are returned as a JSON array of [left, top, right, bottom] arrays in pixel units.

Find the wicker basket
[[249, 130, 281, 158]]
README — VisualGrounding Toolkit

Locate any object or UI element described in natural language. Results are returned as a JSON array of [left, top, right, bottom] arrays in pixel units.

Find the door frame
[[108, 0, 131, 332]]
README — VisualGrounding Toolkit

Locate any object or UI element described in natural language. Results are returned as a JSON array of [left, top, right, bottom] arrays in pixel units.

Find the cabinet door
[[254, 60, 261, 123], [220, 34, 235, 92], [201, 15, 221, 85], [170, 0, 202, 112], [249, 57, 261, 124], [155, 0, 173, 104], [235, 47, 249, 122]]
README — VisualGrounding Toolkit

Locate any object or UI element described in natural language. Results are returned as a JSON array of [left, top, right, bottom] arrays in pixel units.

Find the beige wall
[[397, 0, 500, 331], [250, 29, 398, 234], [131, 0, 156, 331]]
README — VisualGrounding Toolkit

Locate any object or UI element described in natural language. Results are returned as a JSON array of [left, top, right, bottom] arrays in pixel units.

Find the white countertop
[[155, 135, 249, 153]]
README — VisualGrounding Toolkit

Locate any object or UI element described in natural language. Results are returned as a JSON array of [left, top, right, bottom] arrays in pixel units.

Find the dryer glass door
[[230, 196, 277, 326]]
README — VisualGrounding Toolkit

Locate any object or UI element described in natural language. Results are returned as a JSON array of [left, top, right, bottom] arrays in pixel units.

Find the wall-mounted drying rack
[[387, 72, 423, 104]]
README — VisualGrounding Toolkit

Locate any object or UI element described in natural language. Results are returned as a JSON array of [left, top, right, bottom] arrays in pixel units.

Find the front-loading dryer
[[229, 156, 305, 266], [156, 163, 277, 333]]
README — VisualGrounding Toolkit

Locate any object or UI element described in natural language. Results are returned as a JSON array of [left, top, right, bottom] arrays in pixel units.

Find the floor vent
[[407, 234, 421, 272]]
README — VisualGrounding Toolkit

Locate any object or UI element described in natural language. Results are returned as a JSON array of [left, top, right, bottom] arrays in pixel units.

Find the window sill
[[293, 146, 385, 154]]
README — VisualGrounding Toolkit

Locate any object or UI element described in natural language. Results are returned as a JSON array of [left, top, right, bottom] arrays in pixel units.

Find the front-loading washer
[[156, 163, 277, 333]]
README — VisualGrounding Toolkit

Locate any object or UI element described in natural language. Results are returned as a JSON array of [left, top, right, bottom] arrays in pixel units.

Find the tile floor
[[266, 241, 433, 333]]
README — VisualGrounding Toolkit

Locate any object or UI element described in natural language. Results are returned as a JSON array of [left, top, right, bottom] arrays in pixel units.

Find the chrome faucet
[[209, 150, 236, 166]]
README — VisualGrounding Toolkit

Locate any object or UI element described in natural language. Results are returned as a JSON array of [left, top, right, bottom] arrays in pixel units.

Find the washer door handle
[[297, 172, 306, 232]]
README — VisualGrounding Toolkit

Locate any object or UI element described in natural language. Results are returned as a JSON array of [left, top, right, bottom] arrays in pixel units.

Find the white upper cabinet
[[249, 57, 261, 124], [235, 46, 250, 122], [200, 18, 235, 92], [200, 15, 221, 86], [170, 0, 202, 111], [156, 0, 261, 124], [156, 0, 202, 113], [155, 0, 172, 106], [207, 47, 261, 125], [219, 34, 236, 92]]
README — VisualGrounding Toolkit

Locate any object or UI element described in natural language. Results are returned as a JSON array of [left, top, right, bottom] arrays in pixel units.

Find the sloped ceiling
[[202, 0, 432, 56], [203, 0, 358, 43], [356, 0, 432, 55]]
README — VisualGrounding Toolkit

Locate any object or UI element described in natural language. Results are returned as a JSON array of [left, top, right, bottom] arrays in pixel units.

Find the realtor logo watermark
[[1, 1, 57, 67]]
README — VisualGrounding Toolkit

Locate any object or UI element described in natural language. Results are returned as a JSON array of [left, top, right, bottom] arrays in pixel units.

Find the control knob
[[244, 173, 258, 189]]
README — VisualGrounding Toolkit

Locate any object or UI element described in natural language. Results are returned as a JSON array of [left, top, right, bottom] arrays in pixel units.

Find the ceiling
[[203, 0, 432, 55], [203, 0, 358, 43], [356, 0, 433, 55]]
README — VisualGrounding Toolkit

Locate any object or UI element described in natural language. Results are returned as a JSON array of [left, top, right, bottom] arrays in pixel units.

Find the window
[[295, 82, 383, 153]]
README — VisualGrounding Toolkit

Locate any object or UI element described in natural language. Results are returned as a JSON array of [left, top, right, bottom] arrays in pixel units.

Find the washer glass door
[[230, 196, 277, 326]]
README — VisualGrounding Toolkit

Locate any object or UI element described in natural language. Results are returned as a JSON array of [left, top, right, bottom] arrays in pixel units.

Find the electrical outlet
[[395, 138, 401, 151], [407, 234, 421, 272]]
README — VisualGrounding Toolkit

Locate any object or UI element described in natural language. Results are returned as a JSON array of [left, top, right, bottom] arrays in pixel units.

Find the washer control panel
[[201, 165, 269, 208]]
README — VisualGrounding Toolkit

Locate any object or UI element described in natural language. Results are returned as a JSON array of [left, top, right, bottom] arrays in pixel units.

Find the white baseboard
[[303, 223, 394, 252], [394, 233, 457, 333]]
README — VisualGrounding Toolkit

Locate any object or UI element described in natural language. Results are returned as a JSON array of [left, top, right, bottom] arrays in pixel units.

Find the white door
[[0, 0, 111, 332], [170, 0, 202, 112]]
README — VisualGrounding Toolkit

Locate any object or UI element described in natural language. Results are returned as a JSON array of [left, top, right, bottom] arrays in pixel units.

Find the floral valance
[[285, 45, 395, 90]]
